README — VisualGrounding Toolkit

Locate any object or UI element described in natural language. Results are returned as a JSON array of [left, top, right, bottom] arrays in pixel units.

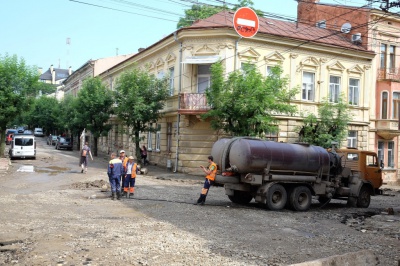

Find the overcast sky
[[0, 0, 381, 70]]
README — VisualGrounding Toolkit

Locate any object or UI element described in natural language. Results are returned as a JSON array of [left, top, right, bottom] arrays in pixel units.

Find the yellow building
[[97, 11, 374, 175]]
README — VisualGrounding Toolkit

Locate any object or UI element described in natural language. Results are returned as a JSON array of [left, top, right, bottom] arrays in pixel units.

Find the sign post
[[233, 7, 260, 38]]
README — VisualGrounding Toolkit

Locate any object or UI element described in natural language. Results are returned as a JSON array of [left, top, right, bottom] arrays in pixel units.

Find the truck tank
[[212, 138, 339, 178]]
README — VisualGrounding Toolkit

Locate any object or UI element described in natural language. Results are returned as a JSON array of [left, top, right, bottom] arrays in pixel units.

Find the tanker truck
[[211, 137, 383, 211]]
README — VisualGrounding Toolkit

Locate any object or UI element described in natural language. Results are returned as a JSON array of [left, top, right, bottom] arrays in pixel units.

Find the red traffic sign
[[233, 7, 259, 38]]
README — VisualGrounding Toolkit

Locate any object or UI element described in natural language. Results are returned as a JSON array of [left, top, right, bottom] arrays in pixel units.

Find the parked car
[[9, 134, 36, 160], [23, 130, 33, 135], [16, 127, 25, 133], [47, 135, 58, 146], [34, 128, 44, 137], [55, 137, 73, 150], [5, 129, 17, 145]]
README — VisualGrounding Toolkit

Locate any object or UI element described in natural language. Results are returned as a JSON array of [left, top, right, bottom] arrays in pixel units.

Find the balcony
[[376, 120, 400, 139], [178, 93, 211, 115], [377, 68, 400, 81]]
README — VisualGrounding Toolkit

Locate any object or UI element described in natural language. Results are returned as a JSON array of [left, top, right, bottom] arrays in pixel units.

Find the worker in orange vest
[[123, 156, 138, 198], [195, 155, 217, 205]]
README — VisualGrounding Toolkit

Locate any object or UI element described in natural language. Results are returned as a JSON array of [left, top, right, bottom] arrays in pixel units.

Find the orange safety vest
[[131, 163, 137, 178], [206, 162, 217, 181]]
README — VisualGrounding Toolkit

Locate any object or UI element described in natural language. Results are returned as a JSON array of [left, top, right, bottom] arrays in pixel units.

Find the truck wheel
[[228, 190, 253, 204], [289, 186, 312, 211], [265, 184, 287, 211], [356, 186, 371, 208]]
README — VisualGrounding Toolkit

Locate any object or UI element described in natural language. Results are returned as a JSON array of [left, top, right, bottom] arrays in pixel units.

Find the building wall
[[95, 29, 373, 175]]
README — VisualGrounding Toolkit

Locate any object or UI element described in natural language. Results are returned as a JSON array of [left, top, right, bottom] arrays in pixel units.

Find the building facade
[[297, 0, 400, 185], [95, 10, 374, 175]]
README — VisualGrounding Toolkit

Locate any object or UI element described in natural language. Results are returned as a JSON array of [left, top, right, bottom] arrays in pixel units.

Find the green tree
[[114, 68, 169, 159], [59, 94, 83, 147], [25, 96, 62, 135], [298, 95, 352, 148], [176, 1, 263, 29], [0, 54, 39, 157], [203, 63, 297, 137], [75, 77, 114, 156]]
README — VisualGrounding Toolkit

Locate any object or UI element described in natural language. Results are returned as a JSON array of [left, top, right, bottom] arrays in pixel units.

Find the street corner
[[0, 158, 10, 172]]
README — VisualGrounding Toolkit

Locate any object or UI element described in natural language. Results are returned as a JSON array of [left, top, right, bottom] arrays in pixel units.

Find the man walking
[[80, 142, 93, 174], [107, 153, 124, 200], [195, 155, 217, 205], [119, 150, 129, 191]]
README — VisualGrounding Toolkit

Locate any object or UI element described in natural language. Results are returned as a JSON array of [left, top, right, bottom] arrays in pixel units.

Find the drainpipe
[[234, 37, 242, 70], [173, 31, 183, 172]]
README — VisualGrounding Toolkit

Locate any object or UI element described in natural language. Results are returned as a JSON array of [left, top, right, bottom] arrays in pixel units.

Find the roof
[[39, 68, 71, 81], [189, 11, 371, 52]]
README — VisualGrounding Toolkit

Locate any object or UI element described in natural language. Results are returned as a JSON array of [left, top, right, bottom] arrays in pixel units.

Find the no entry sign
[[233, 7, 259, 38]]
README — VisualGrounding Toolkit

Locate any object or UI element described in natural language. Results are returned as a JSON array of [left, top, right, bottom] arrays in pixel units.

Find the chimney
[[38, 67, 43, 75], [50, 64, 54, 73], [68, 66, 72, 75], [138, 48, 145, 52], [52, 69, 55, 84]]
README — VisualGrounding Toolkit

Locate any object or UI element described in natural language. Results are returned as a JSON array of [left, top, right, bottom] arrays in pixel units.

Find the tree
[[176, 0, 263, 29], [297, 95, 352, 148], [114, 68, 169, 159], [0, 54, 39, 157], [24, 96, 62, 135], [59, 94, 83, 147], [75, 77, 114, 156], [203, 63, 298, 137]]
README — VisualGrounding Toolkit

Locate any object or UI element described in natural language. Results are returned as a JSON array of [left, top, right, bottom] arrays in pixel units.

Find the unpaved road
[[0, 138, 399, 265]]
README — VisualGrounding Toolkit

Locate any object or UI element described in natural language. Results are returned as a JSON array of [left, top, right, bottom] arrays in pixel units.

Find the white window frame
[[329, 75, 341, 103], [382, 91, 388, 119], [347, 131, 357, 148], [157, 70, 164, 79], [169, 67, 174, 96], [197, 64, 211, 93], [349, 78, 359, 106], [388, 141, 394, 168], [155, 131, 161, 152], [378, 141, 384, 166], [302, 72, 315, 101], [147, 131, 153, 151], [392, 91, 400, 119]]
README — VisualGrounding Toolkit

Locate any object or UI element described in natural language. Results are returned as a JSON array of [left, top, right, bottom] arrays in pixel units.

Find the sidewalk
[[0, 157, 10, 172]]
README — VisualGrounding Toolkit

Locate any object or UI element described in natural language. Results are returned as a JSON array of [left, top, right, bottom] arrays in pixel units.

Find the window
[[329, 76, 340, 103], [266, 66, 273, 76], [197, 65, 211, 93], [167, 122, 172, 153], [349, 78, 359, 106], [382, 92, 388, 119], [347, 131, 357, 148], [380, 44, 387, 68], [389, 45, 395, 71], [157, 70, 164, 79], [169, 67, 174, 96], [241, 63, 255, 72], [302, 72, 315, 101], [155, 131, 161, 152], [264, 131, 278, 141], [366, 155, 378, 167], [393, 92, 400, 119], [378, 141, 384, 166], [316, 20, 326, 29], [388, 141, 394, 167], [147, 129, 153, 151]]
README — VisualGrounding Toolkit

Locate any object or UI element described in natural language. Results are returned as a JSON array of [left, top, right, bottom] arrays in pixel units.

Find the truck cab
[[336, 148, 383, 190]]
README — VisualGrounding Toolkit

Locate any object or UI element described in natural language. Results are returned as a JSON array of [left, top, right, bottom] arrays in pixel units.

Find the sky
[[0, 0, 376, 71]]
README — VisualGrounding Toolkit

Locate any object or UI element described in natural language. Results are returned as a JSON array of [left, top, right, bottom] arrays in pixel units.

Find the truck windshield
[[15, 138, 34, 146]]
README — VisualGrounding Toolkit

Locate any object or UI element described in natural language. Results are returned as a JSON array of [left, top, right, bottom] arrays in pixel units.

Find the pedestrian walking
[[195, 155, 217, 205], [119, 150, 129, 191], [80, 142, 93, 174], [107, 153, 124, 200], [122, 156, 138, 198], [140, 145, 148, 166]]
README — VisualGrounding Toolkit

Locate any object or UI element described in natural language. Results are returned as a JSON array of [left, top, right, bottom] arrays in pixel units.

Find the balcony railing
[[377, 68, 400, 81], [179, 93, 211, 114]]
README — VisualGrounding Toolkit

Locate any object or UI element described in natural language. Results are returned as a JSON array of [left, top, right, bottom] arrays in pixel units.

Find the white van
[[9, 134, 36, 159], [34, 128, 44, 137]]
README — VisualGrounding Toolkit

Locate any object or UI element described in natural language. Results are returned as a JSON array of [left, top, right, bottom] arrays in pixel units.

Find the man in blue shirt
[[107, 153, 124, 200]]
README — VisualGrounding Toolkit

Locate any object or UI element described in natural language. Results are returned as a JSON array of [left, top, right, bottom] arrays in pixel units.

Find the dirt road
[[0, 138, 399, 265]]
